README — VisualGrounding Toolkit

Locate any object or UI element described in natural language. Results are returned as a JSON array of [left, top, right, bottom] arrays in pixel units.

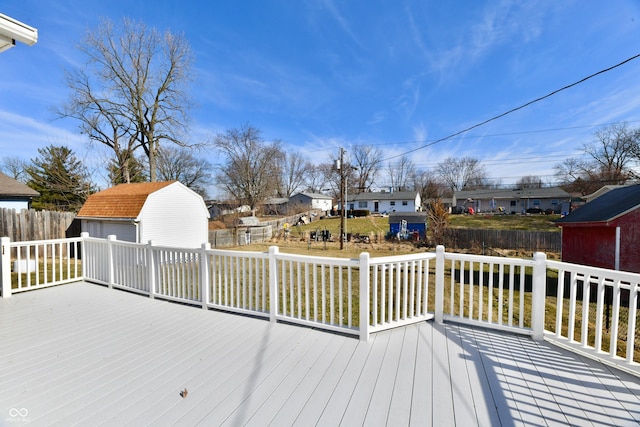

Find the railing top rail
[[7, 236, 83, 247], [369, 252, 436, 265], [207, 248, 270, 259], [546, 259, 640, 283], [275, 251, 360, 267], [444, 251, 535, 266]]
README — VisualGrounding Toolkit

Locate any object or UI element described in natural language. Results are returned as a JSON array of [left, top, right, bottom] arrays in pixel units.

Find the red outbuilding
[[556, 184, 640, 273]]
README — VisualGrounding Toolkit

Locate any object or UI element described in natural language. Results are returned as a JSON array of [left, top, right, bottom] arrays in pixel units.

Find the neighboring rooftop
[[0, 172, 39, 198]]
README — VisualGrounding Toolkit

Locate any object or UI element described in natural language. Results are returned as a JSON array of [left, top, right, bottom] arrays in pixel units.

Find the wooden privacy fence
[[0, 208, 76, 242], [449, 228, 561, 252]]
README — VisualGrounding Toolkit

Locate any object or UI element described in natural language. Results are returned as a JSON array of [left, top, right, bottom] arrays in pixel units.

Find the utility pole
[[337, 147, 346, 250]]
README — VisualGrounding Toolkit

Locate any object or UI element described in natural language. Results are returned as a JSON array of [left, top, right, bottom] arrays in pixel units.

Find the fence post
[[147, 240, 156, 299], [200, 242, 211, 309], [359, 252, 370, 342], [435, 245, 445, 323], [269, 246, 279, 323], [1, 237, 11, 298], [531, 252, 547, 340], [107, 235, 116, 289]]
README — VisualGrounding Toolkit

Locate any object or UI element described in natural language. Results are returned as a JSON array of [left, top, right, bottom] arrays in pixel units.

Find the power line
[[382, 53, 640, 162]]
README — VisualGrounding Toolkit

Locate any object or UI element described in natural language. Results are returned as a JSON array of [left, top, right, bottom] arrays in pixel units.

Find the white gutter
[[0, 13, 38, 52]]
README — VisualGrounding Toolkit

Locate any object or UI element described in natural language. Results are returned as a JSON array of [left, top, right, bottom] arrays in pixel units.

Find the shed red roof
[[77, 182, 175, 219]]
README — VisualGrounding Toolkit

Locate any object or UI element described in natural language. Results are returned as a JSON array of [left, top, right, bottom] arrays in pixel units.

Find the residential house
[[346, 191, 421, 214], [453, 187, 571, 214], [288, 192, 333, 213], [555, 183, 640, 273], [207, 200, 251, 219], [0, 172, 39, 210], [77, 181, 209, 248]]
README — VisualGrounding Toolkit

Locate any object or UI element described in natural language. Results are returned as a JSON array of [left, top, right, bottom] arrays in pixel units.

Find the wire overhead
[[383, 52, 640, 162]]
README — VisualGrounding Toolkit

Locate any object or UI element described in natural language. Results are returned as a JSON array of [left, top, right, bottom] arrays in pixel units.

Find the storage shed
[[555, 184, 640, 273], [389, 212, 427, 240], [77, 181, 209, 248]]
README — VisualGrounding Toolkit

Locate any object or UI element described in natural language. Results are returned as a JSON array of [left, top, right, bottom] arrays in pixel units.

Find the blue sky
[[2, 1, 640, 194]]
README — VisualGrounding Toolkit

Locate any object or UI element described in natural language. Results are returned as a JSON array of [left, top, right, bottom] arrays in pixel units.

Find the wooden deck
[[1, 282, 639, 426]]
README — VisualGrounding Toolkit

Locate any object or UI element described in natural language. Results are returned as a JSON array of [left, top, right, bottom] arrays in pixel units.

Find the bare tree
[[585, 122, 638, 183], [276, 150, 312, 198], [156, 146, 213, 198], [214, 125, 281, 216], [351, 145, 383, 192], [554, 123, 640, 195], [435, 157, 488, 192], [304, 164, 329, 194], [57, 17, 194, 182], [0, 156, 28, 181], [387, 155, 416, 192], [412, 169, 447, 202], [516, 175, 544, 189]]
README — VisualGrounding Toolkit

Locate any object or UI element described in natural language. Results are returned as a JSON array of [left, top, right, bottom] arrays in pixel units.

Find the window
[[510, 201, 516, 207], [533, 199, 540, 206], [390, 201, 396, 206], [402, 201, 408, 206], [358, 201, 367, 208], [551, 199, 559, 205]]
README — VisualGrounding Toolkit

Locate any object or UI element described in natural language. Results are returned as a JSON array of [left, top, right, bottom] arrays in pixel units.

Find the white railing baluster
[[626, 282, 638, 362], [581, 275, 591, 347]]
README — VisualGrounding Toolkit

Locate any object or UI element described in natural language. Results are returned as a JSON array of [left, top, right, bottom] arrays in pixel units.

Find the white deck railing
[[1, 234, 638, 375]]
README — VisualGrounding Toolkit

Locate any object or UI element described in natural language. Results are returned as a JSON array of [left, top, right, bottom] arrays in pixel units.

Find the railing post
[[435, 245, 445, 323], [359, 252, 370, 342], [1, 237, 11, 298], [147, 240, 155, 299], [107, 235, 116, 289], [269, 246, 279, 323], [80, 232, 89, 279], [200, 242, 211, 309], [531, 252, 547, 340]]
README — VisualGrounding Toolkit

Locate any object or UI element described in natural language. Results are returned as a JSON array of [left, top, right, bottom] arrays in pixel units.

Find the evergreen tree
[[25, 145, 94, 211]]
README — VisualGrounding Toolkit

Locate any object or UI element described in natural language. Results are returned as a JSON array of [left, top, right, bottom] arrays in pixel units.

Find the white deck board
[[1, 282, 639, 426]]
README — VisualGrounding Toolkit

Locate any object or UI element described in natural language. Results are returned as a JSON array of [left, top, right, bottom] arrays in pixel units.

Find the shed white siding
[[138, 183, 208, 248]]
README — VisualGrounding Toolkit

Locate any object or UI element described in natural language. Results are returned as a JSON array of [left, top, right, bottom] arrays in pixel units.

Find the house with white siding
[[288, 192, 333, 213], [345, 191, 421, 213], [77, 181, 209, 248]]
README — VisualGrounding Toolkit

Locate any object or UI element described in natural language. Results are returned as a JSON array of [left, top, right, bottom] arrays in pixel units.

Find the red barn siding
[[611, 208, 640, 273], [560, 207, 640, 274], [561, 226, 616, 269]]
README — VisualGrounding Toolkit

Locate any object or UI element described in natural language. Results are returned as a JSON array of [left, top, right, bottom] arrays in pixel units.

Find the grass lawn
[[449, 213, 561, 232]]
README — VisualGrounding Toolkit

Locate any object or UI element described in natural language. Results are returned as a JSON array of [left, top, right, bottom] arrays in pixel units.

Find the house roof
[[454, 187, 571, 201], [0, 171, 39, 198], [556, 184, 640, 224], [350, 191, 418, 201], [77, 181, 175, 219], [583, 184, 628, 203]]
